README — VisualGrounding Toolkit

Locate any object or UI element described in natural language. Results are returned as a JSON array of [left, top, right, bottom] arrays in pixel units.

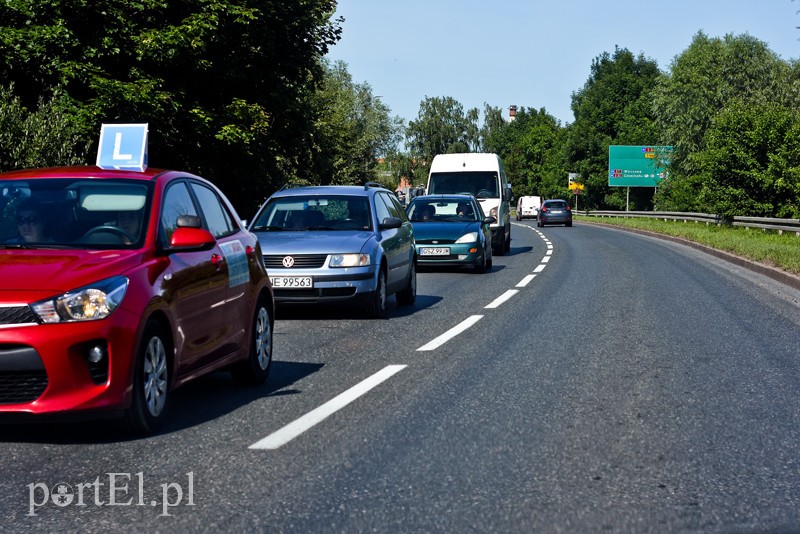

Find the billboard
[[608, 145, 672, 187]]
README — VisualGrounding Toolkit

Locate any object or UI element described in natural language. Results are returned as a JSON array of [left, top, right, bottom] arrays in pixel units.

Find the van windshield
[[427, 172, 499, 198]]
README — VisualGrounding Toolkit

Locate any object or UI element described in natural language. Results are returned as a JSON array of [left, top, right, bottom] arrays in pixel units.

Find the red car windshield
[[1, 178, 152, 248]]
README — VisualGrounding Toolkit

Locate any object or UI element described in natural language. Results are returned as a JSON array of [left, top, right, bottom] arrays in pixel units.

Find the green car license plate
[[420, 247, 450, 256]]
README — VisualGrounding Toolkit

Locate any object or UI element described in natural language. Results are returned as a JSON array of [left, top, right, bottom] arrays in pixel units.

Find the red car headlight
[[31, 275, 129, 323]]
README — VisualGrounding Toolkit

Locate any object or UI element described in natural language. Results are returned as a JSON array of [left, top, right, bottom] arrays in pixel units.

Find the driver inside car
[[7, 198, 53, 244], [116, 209, 144, 244]]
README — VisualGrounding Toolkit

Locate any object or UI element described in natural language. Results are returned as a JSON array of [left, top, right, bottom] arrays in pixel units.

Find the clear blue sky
[[326, 0, 800, 126]]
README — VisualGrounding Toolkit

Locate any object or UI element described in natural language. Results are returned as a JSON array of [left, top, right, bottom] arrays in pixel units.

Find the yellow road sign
[[568, 182, 585, 192]]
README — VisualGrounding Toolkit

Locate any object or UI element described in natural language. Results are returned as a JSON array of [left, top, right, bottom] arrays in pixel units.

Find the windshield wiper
[[251, 225, 287, 231], [0, 243, 71, 249]]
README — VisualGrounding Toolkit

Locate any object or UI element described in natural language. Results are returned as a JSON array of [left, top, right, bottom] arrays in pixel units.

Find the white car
[[516, 195, 541, 220]]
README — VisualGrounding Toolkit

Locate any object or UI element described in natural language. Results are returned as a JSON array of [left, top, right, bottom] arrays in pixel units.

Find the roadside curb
[[581, 221, 800, 292]]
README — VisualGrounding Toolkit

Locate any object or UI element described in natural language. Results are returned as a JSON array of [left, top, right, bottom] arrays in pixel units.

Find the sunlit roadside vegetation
[[574, 214, 800, 276]]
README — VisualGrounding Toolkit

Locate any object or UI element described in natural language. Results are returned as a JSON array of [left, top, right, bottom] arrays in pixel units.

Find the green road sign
[[608, 145, 672, 187]]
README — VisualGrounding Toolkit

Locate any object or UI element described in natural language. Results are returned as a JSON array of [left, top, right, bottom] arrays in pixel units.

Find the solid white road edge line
[[249, 364, 408, 450], [416, 315, 484, 351], [485, 289, 518, 309]]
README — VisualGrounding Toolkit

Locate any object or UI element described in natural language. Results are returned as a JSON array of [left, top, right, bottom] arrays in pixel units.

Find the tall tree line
[[0, 0, 345, 216], [405, 33, 800, 218], [0, 1, 798, 218]]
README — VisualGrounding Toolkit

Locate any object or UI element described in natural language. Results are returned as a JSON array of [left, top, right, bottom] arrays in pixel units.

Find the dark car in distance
[[537, 199, 573, 227]]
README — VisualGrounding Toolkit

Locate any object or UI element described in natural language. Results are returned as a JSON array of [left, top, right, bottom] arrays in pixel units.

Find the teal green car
[[406, 195, 495, 273]]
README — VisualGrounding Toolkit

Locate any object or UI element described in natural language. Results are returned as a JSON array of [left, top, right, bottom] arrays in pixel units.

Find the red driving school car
[[0, 124, 274, 433]]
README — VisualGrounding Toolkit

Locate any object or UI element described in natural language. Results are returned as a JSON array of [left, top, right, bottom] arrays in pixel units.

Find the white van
[[516, 195, 541, 220], [426, 153, 511, 254]]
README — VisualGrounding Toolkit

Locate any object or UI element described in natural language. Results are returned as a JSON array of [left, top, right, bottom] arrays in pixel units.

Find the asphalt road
[[3, 221, 800, 533]]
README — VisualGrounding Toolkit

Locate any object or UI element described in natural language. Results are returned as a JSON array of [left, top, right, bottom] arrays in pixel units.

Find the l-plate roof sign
[[96, 123, 149, 172]]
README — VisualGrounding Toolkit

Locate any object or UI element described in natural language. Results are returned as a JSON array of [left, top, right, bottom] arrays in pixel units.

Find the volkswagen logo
[[282, 256, 295, 268]]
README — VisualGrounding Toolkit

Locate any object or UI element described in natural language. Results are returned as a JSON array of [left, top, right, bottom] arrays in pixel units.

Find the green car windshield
[[408, 199, 481, 222]]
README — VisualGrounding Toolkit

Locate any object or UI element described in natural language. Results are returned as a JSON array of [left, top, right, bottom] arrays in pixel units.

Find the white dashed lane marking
[[485, 289, 519, 309], [251, 224, 555, 451], [416, 315, 484, 352], [417, 223, 553, 350], [250, 365, 407, 450]]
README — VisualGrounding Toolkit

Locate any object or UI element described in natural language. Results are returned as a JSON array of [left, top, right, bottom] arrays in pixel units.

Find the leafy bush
[[693, 101, 800, 218], [0, 85, 89, 170]]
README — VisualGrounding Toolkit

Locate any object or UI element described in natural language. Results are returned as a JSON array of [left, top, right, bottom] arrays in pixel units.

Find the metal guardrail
[[583, 211, 800, 236], [731, 216, 800, 234]]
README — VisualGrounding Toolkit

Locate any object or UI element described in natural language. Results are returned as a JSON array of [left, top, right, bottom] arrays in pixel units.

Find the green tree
[[0, 0, 342, 216], [465, 107, 481, 152], [0, 85, 89, 169], [406, 96, 472, 165], [692, 101, 800, 218], [652, 32, 791, 212], [480, 104, 507, 154], [311, 60, 403, 186], [385, 151, 426, 190], [566, 47, 662, 210], [484, 107, 565, 200]]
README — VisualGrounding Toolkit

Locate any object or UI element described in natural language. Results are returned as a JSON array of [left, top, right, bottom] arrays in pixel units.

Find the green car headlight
[[455, 232, 479, 244]]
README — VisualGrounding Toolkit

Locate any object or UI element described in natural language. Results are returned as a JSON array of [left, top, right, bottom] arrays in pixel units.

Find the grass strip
[[575, 215, 800, 276]]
